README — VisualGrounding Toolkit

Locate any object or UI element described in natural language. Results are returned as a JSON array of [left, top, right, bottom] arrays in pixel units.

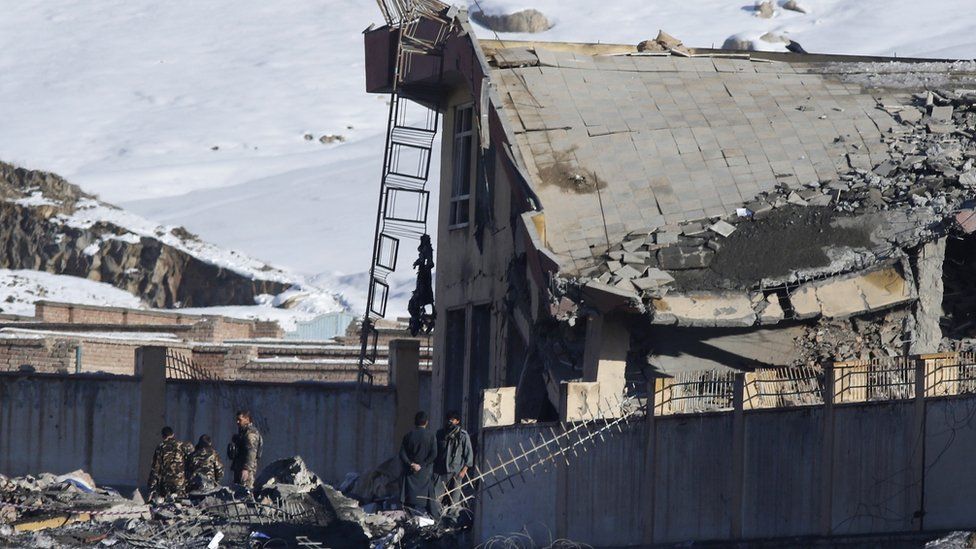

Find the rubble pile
[[1, 458, 462, 548], [572, 88, 976, 317], [795, 309, 910, 364], [836, 89, 976, 214]]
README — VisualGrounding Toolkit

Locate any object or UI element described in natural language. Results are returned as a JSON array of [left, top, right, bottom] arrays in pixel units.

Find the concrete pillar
[[390, 339, 420, 452], [820, 364, 836, 535], [909, 357, 927, 531], [136, 346, 167, 487], [730, 373, 745, 539], [581, 313, 629, 416], [641, 374, 658, 546], [911, 238, 946, 354]]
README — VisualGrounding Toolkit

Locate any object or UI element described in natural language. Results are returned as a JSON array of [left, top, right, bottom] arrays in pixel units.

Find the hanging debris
[[408, 234, 437, 337]]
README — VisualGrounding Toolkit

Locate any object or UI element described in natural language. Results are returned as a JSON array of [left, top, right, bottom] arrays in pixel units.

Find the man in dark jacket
[[434, 410, 474, 514], [399, 411, 438, 516], [229, 410, 262, 489]]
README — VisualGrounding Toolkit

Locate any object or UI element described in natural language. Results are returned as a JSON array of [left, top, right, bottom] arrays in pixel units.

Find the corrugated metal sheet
[[284, 312, 356, 341]]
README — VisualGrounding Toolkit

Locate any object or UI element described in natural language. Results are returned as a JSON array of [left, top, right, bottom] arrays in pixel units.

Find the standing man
[[187, 434, 224, 492], [434, 410, 474, 515], [228, 410, 263, 489], [148, 426, 193, 498], [399, 411, 438, 516]]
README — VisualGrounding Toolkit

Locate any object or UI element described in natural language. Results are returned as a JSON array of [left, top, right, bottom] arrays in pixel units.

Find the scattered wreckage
[[0, 457, 465, 548]]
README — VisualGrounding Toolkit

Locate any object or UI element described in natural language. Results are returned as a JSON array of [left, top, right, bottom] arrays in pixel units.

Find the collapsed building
[[363, 5, 976, 424]]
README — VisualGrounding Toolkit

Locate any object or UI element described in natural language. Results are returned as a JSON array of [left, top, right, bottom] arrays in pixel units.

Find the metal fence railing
[[651, 353, 976, 416], [833, 356, 916, 403], [654, 369, 737, 415], [744, 365, 824, 409]]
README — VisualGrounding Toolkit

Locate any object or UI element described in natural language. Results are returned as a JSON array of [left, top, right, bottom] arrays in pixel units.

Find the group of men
[[148, 410, 264, 498], [399, 410, 474, 519]]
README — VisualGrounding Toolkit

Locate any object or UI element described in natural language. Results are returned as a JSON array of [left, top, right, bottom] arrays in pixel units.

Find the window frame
[[449, 103, 475, 230]]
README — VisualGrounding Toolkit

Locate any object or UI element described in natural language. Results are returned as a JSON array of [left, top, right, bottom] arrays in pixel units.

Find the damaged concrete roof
[[487, 45, 969, 273]]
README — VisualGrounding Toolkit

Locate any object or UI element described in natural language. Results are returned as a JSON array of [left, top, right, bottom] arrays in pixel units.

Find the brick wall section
[[33, 301, 282, 340], [0, 336, 150, 376], [251, 321, 284, 339], [0, 330, 419, 383], [186, 318, 254, 343], [237, 359, 389, 384], [0, 337, 72, 373], [190, 345, 258, 379], [78, 341, 140, 376], [35, 302, 189, 326]]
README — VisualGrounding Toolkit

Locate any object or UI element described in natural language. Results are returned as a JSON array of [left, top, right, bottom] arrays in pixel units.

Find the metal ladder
[[357, 0, 453, 404]]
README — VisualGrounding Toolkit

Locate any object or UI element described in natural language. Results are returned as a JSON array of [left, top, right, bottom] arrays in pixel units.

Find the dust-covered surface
[[670, 207, 877, 291], [818, 60, 976, 90]]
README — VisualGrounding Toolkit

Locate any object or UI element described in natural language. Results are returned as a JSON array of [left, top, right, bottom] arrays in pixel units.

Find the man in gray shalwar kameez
[[434, 410, 474, 518]]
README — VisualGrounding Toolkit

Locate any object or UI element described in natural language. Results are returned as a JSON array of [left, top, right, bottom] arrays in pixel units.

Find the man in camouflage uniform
[[229, 410, 262, 489], [148, 426, 193, 498], [187, 434, 224, 492]]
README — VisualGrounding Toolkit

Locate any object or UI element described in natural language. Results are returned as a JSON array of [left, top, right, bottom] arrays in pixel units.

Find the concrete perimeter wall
[[0, 374, 141, 486], [0, 372, 410, 488], [477, 396, 976, 546], [166, 381, 397, 485]]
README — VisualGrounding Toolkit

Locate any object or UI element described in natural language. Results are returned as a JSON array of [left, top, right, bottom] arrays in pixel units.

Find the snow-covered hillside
[[1, 0, 973, 318], [0, 270, 144, 317]]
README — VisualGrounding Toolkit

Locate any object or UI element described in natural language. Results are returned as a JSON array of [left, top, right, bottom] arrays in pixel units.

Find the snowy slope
[[1, 0, 973, 318], [0, 270, 144, 317], [471, 0, 976, 58]]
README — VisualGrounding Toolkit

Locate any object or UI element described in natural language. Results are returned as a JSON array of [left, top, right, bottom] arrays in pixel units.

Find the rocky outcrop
[[0, 162, 290, 308]]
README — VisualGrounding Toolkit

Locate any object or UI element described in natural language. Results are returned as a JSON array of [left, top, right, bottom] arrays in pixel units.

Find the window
[[449, 104, 474, 228], [443, 309, 466, 419], [468, 305, 492, 432]]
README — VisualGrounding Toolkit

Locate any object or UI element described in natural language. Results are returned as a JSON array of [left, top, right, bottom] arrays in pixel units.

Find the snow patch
[[11, 191, 61, 207], [0, 269, 145, 317]]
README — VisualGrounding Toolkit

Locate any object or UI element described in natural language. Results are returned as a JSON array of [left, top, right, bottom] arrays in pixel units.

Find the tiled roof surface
[[491, 48, 904, 272]]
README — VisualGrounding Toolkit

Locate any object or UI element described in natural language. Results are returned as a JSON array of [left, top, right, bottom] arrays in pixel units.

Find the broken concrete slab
[[560, 381, 601, 422], [789, 285, 821, 319], [621, 251, 650, 264], [898, 108, 923, 123], [632, 268, 675, 291], [931, 105, 954, 123], [583, 279, 643, 313], [787, 262, 916, 320], [709, 220, 737, 237], [786, 191, 809, 206], [655, 228, 680, 245], [613, 264, 642, 279], [651, 292, 757, 327], [482, 387, 516, 427], [758, 295, 785, 324], [621, 238, 645, 252]]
